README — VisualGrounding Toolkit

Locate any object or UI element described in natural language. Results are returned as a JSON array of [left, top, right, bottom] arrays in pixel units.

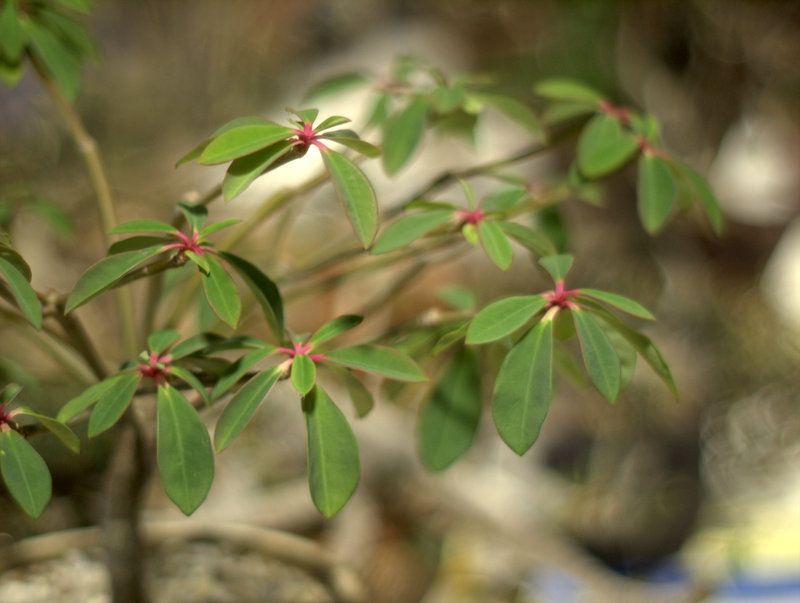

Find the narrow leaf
[[498, 221, 558, 257], [291, 354, 316, 396], [577, 114, 639, 178], [57, 374, 129, 422], [156, 385, 214, 515], [168, 366, 210, 406], [466, 295, 547, 344], [371, 211, 452, 255], [573, 309, 621, 402], [418, 347, 482, 471], [15, 409, 80, 454], [678, 163, 725, 235], [478, 220, 513, 270], [65, 245, 165, 312], [148, 329, 181, 354], [492, 318, 554, 455], [578, 288, 654, 320], [0, 431, 51, 518], [185, 250, 210, 274], [0, 257, 42, 329], [303, 386, 360, 517], [199, 121, 293, 165], [222, 140, 294, 202], [87, 373, 140, 437], [201, 254, 241, 328], [382, 97, 429, 175], [321, 131, 380, 157], [325, 345, 426, 382], [210, 345, 275, 401], [637, 154, 676, 234], [475, 92, 544, 137], [481, 188, 528, 214], [109, 220, 177, 236], [321, 149, 378, 248], [214, 367, 281, 452], [326, 366, 374, 418], [309, 315, 362, 346], [218, 252, 283, 338], [314, 115, 351, 131], [200, 219, 241, 238]]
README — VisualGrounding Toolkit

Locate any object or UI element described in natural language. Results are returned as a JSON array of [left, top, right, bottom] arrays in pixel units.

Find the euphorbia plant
[[0, 2, 725, 601]]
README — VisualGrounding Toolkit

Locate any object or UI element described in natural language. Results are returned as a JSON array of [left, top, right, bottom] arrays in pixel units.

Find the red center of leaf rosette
[[138, 352, 172, 382], [543, 280, 579, 310], [277, 341, 326, 363], [162, 230, 208, 255]]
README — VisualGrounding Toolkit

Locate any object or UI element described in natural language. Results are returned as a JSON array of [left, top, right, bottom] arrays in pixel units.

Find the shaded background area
[[1, 1, 799, 602]]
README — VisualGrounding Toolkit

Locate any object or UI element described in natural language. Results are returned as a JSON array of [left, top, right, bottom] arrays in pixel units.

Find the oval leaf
[[324, 345, 426, 382], [303, 386, 360, 517], [214, 367, 281, 452], [0, 431, 52, 518], [372, 211, 452, 255], [309, 315, 363, 346], [466, 295, 547, 344], [492, 318, 554, 455], [382, 97, 429, 175], [198, 121, 293, 165], [201, 254, 241, 328], [321, 149, 378, 248], [87, 373, 140, 437], [637, 153, 676, 234], [478, 220, 513, 270], [210, 345, 275, 401], [15, 409, 80, 454], [418, 347, 482, 471], [577, 114, 639, 178], [156, 385, 214, 515], [147, 329, 181, 354], [573, 309, 621, 402], [577, 288, 654, 321], [291, 354, 316, 396], [0, 257, 42, 329], [539, 253, 574, 282], [222, 140, 294, 202], [218, 252, 283, 339], [57, 374, 130, 422]]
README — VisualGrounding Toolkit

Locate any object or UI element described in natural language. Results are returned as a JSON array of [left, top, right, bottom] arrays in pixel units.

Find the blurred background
[[1, 1, 799, 602]]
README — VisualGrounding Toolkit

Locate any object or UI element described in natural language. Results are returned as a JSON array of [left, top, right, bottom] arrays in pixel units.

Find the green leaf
[[200, 219, 241, 239], [15, 408, 80, 454], [478, 220, 513, 270], [637, 154, 676, 234], [0, 384, 21, 404], [0, 431, 51, 518], [542, 101, 597, 125], [534, 79, 603, 104], [572, 309, 621, 402], [222, 140, 294, 202], [57, 374, 129, 422], [54, 0, 92, 13], [430, 85, 465, 114], [0, 257, 42, 329], [0, 242, 32, 280], [365, 93, 390, 129], [37, 9, 96, 60], [539, 254, 573, 282], [0, 0, 25, 63], [291, 354, 316, 396], [168, 366, 210, 406], [148, 329, 180, 354], [481, 188, 528, 214], [210, 345, 275, 400], [156, 385, 214, 515], [176, 117, 267, 167], [431, 321, 469, 356], [303, 386, 360, 517], [198, 120, 293, 165], [108, 236, 167, 255], [371, 210, 452, 254], [185, 250, 210, 274], [0, 60, 24, 86], [325, 345, 426, 382], [87, 372, 140, 437], [214, 367, 282, 452], [437, 286, 476, 311], [320, 149, 378, 248], [23, 19, 82, 99], [587, 304, 677, 397], [678, 163, 725, 235], [577, 114, 639, 178], [492, 318, 554, 455], [309, 315, 362, 346], [178, 202, 208, 232], [418, 347, 482, 471], [200, 254, 241, 328], [109, 219, 177, 236], [169, 333, 221, 360], [65, 245, 165, 312], [314, 116, 351, 131], [578, 288, 654, 320], [288, 107, 319, 125], [498, 221, 557, 257], [321, 131, 380, 158], [304, 72, 368, 101], [218, 252, 283, 338], [382, 97, 429, 175], [326, 366, 374, 418], [474, 92, 543, 137], [466, 295, 547, 344]]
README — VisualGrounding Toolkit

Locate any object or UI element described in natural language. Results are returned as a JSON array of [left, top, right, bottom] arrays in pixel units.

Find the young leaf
[[87, 372, 140, 437], [321, 131, 380, 158], [57, 374, 130, 422], [478, 220, 513, 270], [492, 318, 554, 455], [178, 202, 208, 232], [577, 114, 639, 178], [201, 254, 241, 328], [578, 288, 654, 320], [382, 97, 429, 175], [148, 329, 181, 354], [303, 386, 360, 517], [325, 345, 426, 382], [291, 354, 316, 396], [168, 366, 210, 406], [326, 365, 374, 418], [210, 345, 276, 401], [474, 92, 543, 137], [14, 409, 80, 454], [198, 121, 293, 165], [320, 149, 378, 248], [218, 252, 283, 338], [315, 115, 351, 131], [637, 154, 676, 234], [572, 309, 621, 402], [156, 385, 214, 515], [222, 140, 294, 202], [418, 347, 482, 471], [109, 220, 177, 236], [372, 210, 452, 255], [534, 79, 603, 104], [200, 219, 241, 239], [466, 295, 548, 344], [498, 221, 558, 257], [65, 245, 165, 312], [309, 315, 363, 346], [288, 107, 319, 125], [539, 253, 574, 282], [214, 366, 282, 452], [0, 257, 42, 329], [0, 431, 52, 518], [185, 250, 210, 274]]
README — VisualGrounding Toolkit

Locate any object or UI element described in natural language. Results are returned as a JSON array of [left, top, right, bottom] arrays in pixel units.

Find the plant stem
[[31, 59, 139, 358]]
